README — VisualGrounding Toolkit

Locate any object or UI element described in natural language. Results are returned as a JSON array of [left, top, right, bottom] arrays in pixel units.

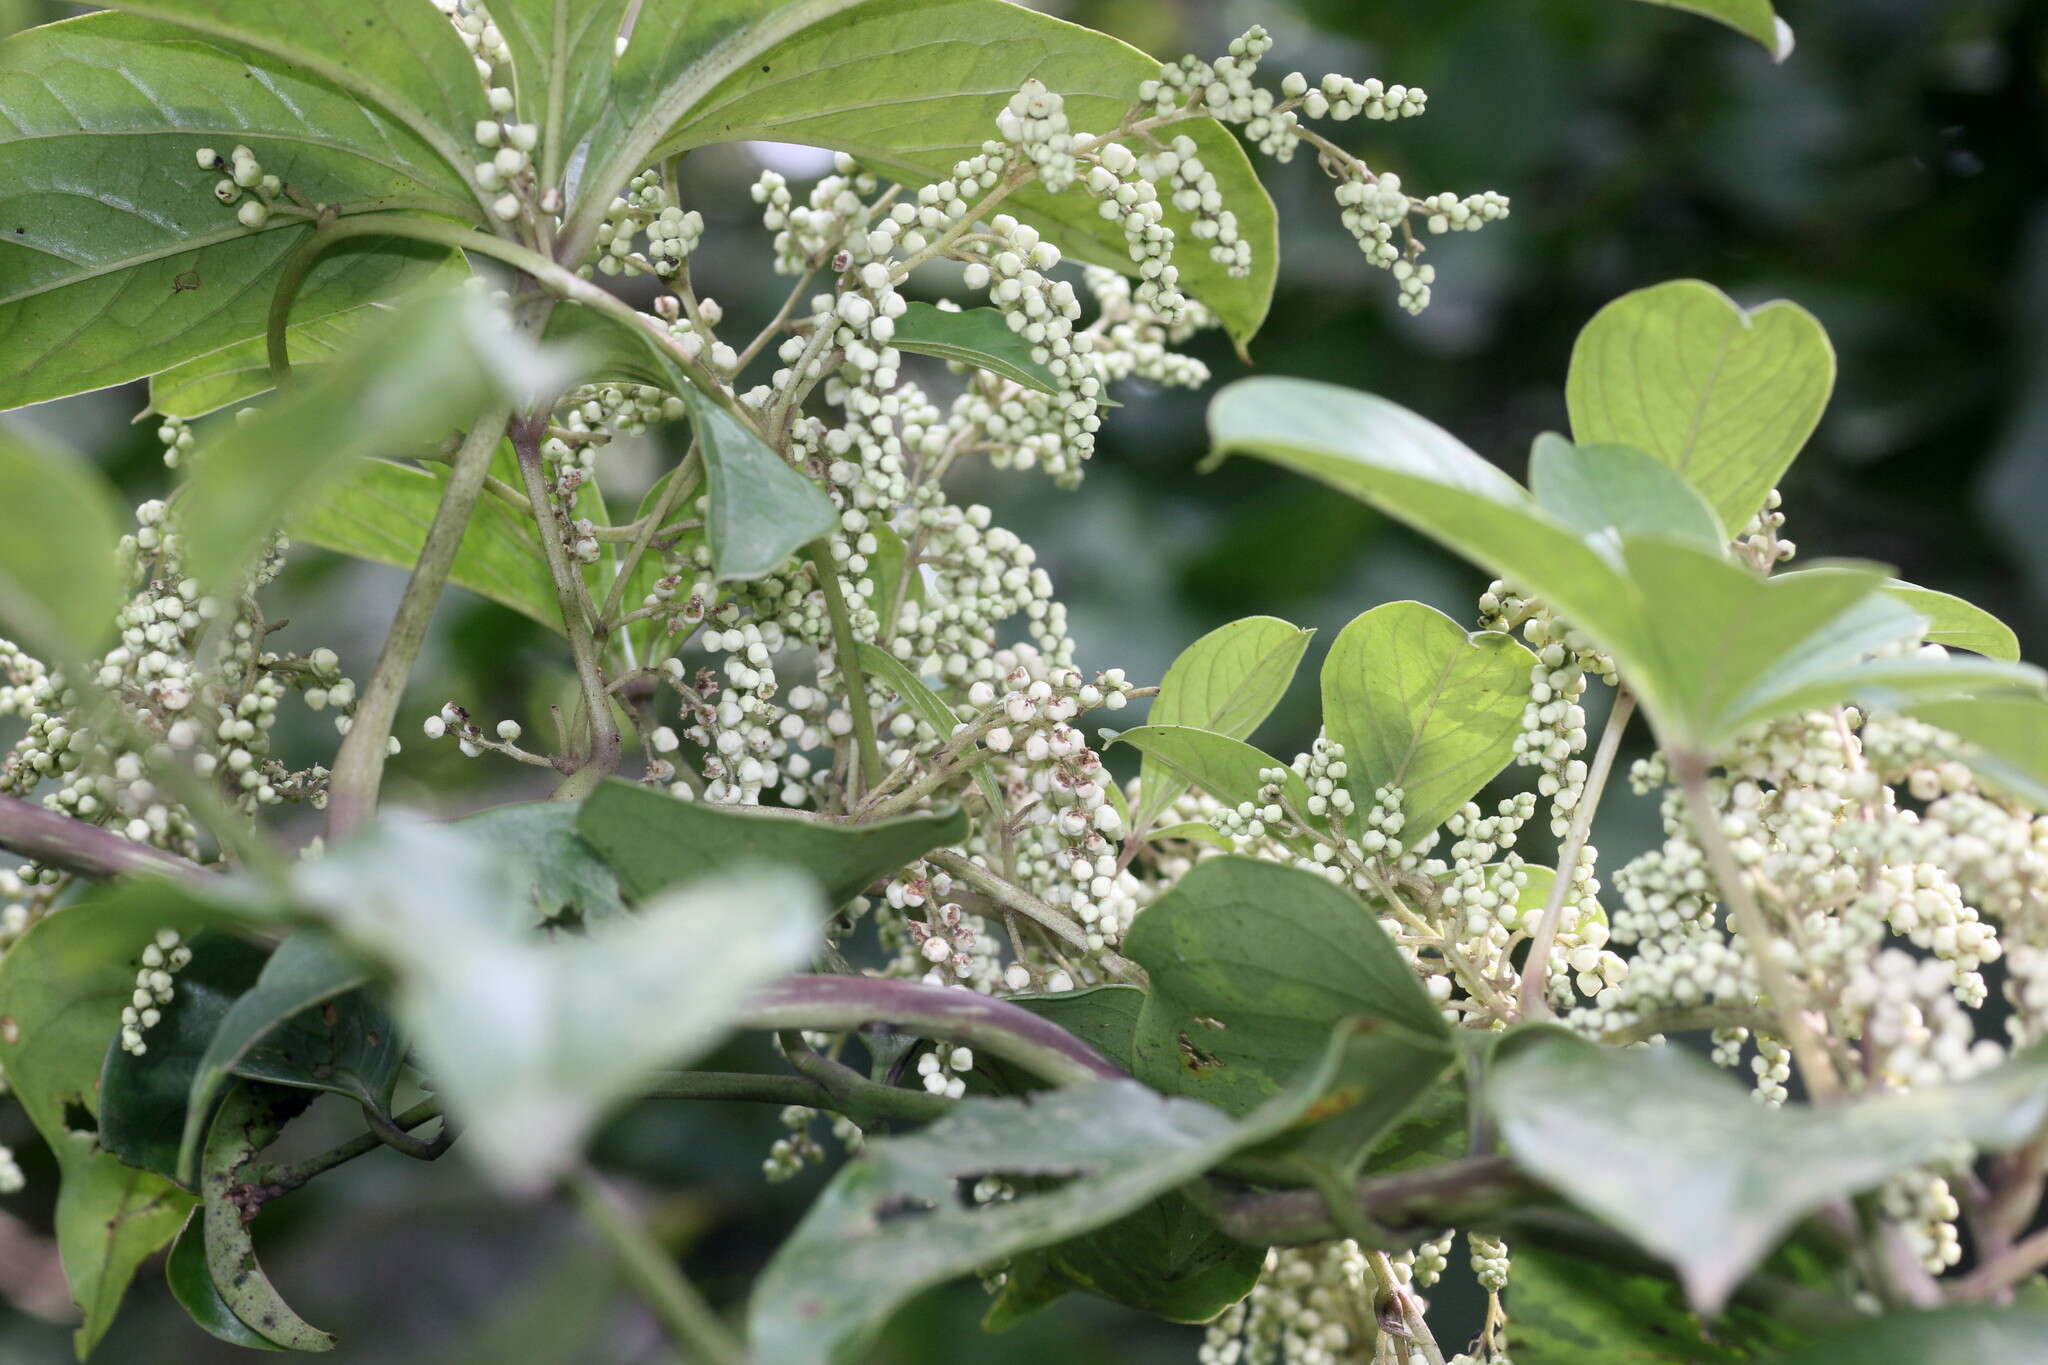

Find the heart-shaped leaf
[[1112, 725, 1311, 840], [1528, 433, 1726, 556], [1135, 616, 1312, 830], [891, 303, 1060, 393]]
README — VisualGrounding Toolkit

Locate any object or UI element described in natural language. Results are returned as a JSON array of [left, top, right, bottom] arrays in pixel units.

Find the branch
[[737, 975, 1123, 1087], [0, 793, 212, 881], [1200, 1154, 1537, 1247], [925, 848, 1147, 984], [811, 540, 885, 797], [1518, 689, 1634, 1017], [563, 1166, 747, 1365]]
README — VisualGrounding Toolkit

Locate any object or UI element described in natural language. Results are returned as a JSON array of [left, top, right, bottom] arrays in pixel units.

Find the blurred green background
[[5, 0, 2047, 1358]]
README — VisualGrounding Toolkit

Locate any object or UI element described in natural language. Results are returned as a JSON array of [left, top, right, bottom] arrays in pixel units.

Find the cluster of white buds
[[1082, 141, 1186, 323], [1417, 189, 1512, 236], [1200, 1238, 1446, 1365], [154, 414, 195, 470], [118, 928, 192, 1055], [432, 0, 512, 84], [996, 80, 1077, 192], [756, 156, 882, 274], [421, 702, 541, 764], [590, 171, 683, 276], [1139, 135, 1251, 277], [195, 145, 282, 229], [1881, 1168, 1965, 1274], [1736, 488, 1796, 570], [472, 111, 540, 223], [914, 1043, 975, 1099]]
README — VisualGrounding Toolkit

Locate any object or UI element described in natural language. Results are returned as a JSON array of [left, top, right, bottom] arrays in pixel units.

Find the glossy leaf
[[148, 251, 472, 419], [1113, 725, 1311, 843], [0, 12, 473, 409], [176, 930, 384, 1187], [1627, 0, 1792, 59], [1565, 280, 1833, 536], [181, 290, 568, 591], [166, 1209, 282, 1351], [1883, 580, 2021, 660], [295, 819, 824, 1189], [288, 457, 562, 630], [0, 425, 127, 664], [1321, 601, 1533, 835], [1487, 1029, 2048, 1312], [1528, 433, 1726, 555], [577, 777, 966, 908], [199, 1084, 332, 1351], [100, 933, 269, 1186], [750, 1047, 1342, 1365], [457, 801, 628, 926], [590, 0, 1275, 344], [891, 303, 1060, 393], [1136, 615, 1312, 829], [1124, 856, 1454, 1175], [689, 387, 837, 582]]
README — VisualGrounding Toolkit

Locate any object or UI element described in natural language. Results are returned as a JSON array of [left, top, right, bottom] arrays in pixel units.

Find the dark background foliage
[[4, 0, 2045, 1358]]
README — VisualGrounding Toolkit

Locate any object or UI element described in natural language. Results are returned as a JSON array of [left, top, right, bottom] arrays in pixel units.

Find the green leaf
[[749, 1043, 1345, 1365], [166, 1209, 282, 1351], [99, 933, 269, 1186], [0, 878, 256, 1356], [1626, 0, 1792, 59], [857, 643, 1009, 835], [1528, 433, 1727, 556], [576, 778, 966, 908], [182, 289, 568, 591], [288, 457, 562, 630], [1124, 856, 1454, 1175], [1506, 1242, 1808, 1364], [1112, 724, 1312, 844], [148, 251, 472, 419], [0, 12, 474, 409], [1148, 821, 1234, 849], [1882, 580, 2021, 660], [1321, 601, 1534, 836], [891, 303, 1060, 393], [490, 0, 635, 190], [0, 425, 127, 664], [1904, 696, 2048, 811], [1487, 1029, 2048, 1312], [1136, 615, 1313, 829], [1565, 280, 1833, 536], [198, 1084, 332, 1351], [457, 801, 628, 926], [295, 820, 824, 1189], [589, 0, 1275, 345], [689, 387, 837, 582], [1763, 1309, 2048, 1365], [176, 930, 385, 1188]]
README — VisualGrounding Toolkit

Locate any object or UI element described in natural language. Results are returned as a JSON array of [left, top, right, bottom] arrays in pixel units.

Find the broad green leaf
[[857, 643, 1008, 834], [1528, 433, 1726, 556], [1626, 0, 1792, 59], [1487, 1029, 2048, 1312], [863, 522, 916, 636], [688, 387, 837, 582], [288, 457, 562, 630], [0, 425, 126, 663], [1566, 280, 1833, 536], [0, 878, 254, 1356], [750, 1045, 1343, 1365], [577, 777, 967, 908], [176, 930, 384, 1187], [1322, 601, 1533, 835], [199, 1084, 331, 1351], [1506, 1242, 1809, 1364], [457, 801, 628, 927], [1883, 580, 2021, 660], [490, 0, 635, 189], [166, 1210, 282, 1351], [1905, 696, 2048, 811], [295, 819, 824, 1188], [588, 0, 1275, 344], [182, 289, 568, 591], [892, 303, 1059, 393], [1136, 615, 1312, 830], [99, 933, 269, 1186], [1112, 724, 1312, 845], [149, 251, 473, 419], [1124, 856, 1454, 1175], [1764, 1309, 2048, 1365], [0, 12, 473, 409]]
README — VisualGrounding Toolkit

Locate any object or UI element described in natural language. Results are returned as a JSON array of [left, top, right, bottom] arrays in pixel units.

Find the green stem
[[1670, 749, 1843, 1102], [810, 540, 884, 797], [1517, 688, 1635, 1019], [509, 414, 622, 800], [563, 1166, 748, 1365], [244, 1099, 443, 1196], [646, 1068, 951, 1125], [326, 404, 512, 836], [598, 445, 701, 631], [924, 849, 1147, 984]]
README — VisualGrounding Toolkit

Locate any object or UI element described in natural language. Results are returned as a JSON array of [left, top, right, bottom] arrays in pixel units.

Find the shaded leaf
[[1529, 433, 1726, 556], [1626, 0, 1791, 58], [1113, 724, 1312, 846], [1506, 1242, 1808, 1364], [577, 777, 966, 908], [1321, 601, 1533, 835], [1763, 1309, 2048, 1365], [0, 425, 127, 664], [457, 801, 628, 926], [892, 303, 1060, 393], [1905, 696, 2048, 811], [56, 1149, 195, 1359], [688, 387, 836, 582], [1883, 580, 2020, 661], [1137, 615, 1312, 829], [166, 1208, 282, 1351], [1565, 280, 1832, 536], [491, 0, 635, 190], [199, 1084, 331, 1351]]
